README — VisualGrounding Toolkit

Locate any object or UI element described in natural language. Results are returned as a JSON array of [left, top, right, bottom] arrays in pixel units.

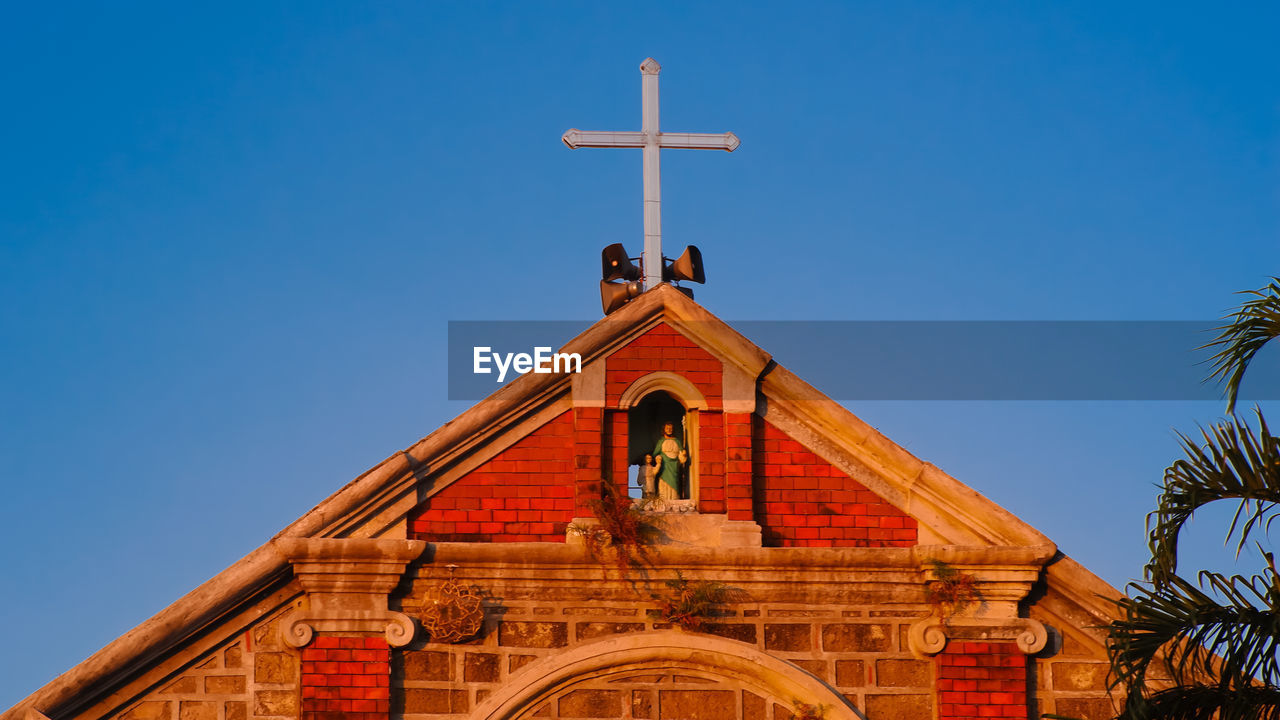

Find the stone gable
[[4, 286, 1122, 720]]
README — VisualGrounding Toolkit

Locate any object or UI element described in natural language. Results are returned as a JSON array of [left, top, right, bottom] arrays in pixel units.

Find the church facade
[[4, 285, 1122, 720]]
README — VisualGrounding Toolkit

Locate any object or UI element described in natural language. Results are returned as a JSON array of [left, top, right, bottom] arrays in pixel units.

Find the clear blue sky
[[2, 2, 1278, 707]]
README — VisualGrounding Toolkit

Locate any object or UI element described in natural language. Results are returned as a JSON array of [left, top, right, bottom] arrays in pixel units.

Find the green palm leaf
[[1201, 277, 1280, 415], [1131, 683, 1280, 720], [1109, 566, 1280, 697], [1146, 410, 1280, 584]]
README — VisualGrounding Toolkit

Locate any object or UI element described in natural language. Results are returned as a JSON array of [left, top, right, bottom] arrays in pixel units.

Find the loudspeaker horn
[[601, 279, 642, 315], [602, 243, 641, 282], [663, 245, 705, 284]]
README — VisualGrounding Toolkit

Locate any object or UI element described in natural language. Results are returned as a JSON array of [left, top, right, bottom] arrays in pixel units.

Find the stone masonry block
[[835, 660, 865, 687], [743, 692, 766, 720], [863, 694, 932, 720], [464, 652, 500, 683], [120, 702, 170, 720], [253, 690, 298, 716], [510, 654, 538, 673], [659, 690, 736, 720], [1054, 698, 1119, 719], [559, 689, 623, 718], [763, 624, 810, 651], [576, 622, 646, 641], [225, 702, 246, 720], [791, 659, 827, 680], [703, 623, 757, 644], [875, 659, 931, 687], [205, 675, 246, 694], [224, 644, 243, 669], [404, 689, 469, 714], [254, 652, 296, 684], [161, 676, 199, 694], [822, 623, 891, 652], [500, 621, 569, 648], [1052, 661, 1109, 692], [179, 702, 216, 720], [632, 689, 653, 719], [404, 650, 452, 681]]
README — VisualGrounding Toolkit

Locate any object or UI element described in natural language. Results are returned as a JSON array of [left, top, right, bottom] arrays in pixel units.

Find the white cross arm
[[562, 129, 645, 148], [562, 129, 740, 152], [657, 132, 740, 152]]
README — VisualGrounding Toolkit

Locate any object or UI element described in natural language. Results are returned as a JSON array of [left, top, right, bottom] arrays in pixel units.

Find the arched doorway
[[472, 632, 863, 720]]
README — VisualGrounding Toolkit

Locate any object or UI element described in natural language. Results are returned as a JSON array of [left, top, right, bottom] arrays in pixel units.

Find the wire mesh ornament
[[418, 572, 484, 644]]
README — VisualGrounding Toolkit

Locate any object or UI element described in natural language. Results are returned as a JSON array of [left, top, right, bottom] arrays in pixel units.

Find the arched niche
[[618, 372, 709, 503], [472, 631, 863, 720]]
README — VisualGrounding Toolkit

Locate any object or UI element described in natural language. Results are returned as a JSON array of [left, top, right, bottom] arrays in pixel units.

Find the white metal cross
[[563, 58, 739, 291]]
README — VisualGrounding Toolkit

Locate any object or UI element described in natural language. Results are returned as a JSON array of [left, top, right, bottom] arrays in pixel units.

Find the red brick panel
[[408, 411, 575, 542], [724, 412, 753, 521], [604, 323, 722, 408], [606, 409, 630, 496], [936, 642, 1028, 720], [753, 420, 917, 547], [301, 636, 390, 720], [697, 411, 726, 514], [574, 406, 605, 515]]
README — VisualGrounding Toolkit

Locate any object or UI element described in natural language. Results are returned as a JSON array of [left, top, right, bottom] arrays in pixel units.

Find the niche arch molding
[[617, 371, 710, 411]]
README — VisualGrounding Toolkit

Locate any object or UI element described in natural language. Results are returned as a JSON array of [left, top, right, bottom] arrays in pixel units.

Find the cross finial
[[563, 58, 739, 291]]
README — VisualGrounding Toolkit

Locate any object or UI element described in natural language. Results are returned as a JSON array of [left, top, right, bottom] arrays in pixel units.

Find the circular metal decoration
[[419, 576, 484, 644]]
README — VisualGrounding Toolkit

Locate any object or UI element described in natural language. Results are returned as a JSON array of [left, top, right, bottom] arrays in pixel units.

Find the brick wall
[[574, 407, 606, 515], [753, 421, 917, 547], [605, 323, 722, 408], [301, 636, 390, 720], [724, 413, 754, 521], [697, 410, 726, 514], [408, 411, 575, 542], [936, 642, 1027, 720]]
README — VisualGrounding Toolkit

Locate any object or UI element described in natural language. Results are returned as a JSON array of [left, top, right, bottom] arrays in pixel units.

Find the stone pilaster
[[274, 537, 424, 720]]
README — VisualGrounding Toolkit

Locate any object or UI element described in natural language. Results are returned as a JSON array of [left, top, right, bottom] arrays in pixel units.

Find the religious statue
[[652, 421, 688, 500], [638, 453, 660, 499]]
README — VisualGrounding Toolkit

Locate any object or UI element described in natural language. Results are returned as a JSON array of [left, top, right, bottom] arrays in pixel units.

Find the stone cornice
[[409, 542, 1056, 607]]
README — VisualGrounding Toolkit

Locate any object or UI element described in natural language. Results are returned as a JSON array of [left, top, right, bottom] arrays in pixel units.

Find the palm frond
[[1127, 683, 1280, 720], [1201, 277, 1280, 415], [1146, 410, 1280, 583], [1109, 565, 1280, 708]]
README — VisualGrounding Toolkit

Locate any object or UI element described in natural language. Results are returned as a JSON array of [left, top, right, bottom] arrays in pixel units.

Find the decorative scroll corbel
[[908, 544, 1055, 657], [273, 536, 425, 649], [282, 608, 417, 648], [907, 615, 1048, 657]]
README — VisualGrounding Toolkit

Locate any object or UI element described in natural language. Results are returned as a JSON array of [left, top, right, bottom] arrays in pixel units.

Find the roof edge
[[759, 363, 1054, 548], [4, 544, 290, 720]]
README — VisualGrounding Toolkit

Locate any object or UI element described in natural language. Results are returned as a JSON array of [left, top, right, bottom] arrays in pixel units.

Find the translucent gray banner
[[447, 321, 1280, 402]]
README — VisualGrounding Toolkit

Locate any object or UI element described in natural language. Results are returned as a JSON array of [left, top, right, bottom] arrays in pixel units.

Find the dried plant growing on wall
[[653, 570, 739, 631], [925, 559, 982, 624], [568, 479, 658, 581], [789, 700, 828, 720]]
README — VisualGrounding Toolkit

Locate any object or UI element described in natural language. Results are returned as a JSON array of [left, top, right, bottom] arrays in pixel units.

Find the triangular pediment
[[292, 284, 1050, 550], [3, 283, 1126, 720]]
